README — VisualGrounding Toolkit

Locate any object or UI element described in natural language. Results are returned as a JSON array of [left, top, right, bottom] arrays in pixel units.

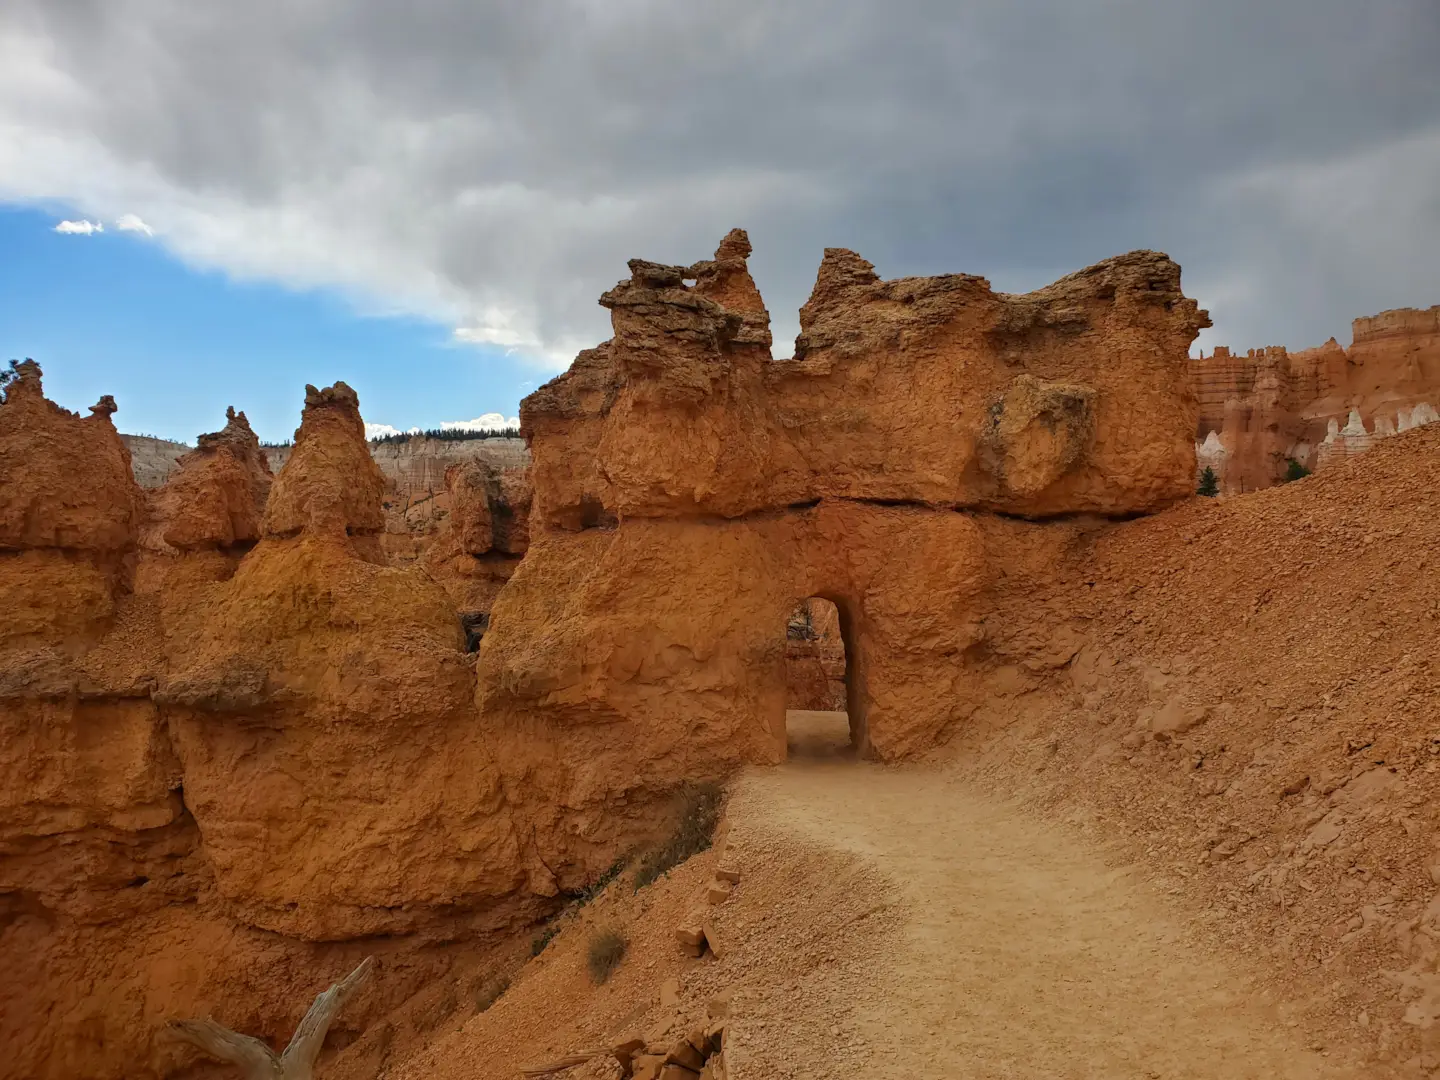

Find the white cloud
[[115, 212, 153, 235], [364, 422, 409, 439], [439, 413, 520, 432], [54, 218, 103, 234], [453, 324, 529, 348], [5, 1, 1439, 373], [1195, 125, 1440, 349]]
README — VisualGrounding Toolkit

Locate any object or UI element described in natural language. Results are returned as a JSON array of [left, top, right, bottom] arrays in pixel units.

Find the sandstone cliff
[[7, 231, 1330, 1080], [123, 432, 529, 494], [480, 230, 1210, 882], [1, 376, 538, 1080], [122, 434, 191, 488], [525, 232, 1208, 524], [785, 598, 847, 711], [1192, 305, 1440, 493]]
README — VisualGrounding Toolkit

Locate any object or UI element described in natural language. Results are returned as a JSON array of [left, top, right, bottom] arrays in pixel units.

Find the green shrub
[[586, 927, 627, 985], [633, 782, 723, 890], [0, 359, 25, 403], [1196, 466, 1219, 497], [530, 925, 560, 956], [1282, 457, 1311, 482], [564, 857, 628, 908]]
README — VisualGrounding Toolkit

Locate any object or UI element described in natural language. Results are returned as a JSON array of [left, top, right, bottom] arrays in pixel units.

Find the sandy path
[[731, 711, 1361, 1078]]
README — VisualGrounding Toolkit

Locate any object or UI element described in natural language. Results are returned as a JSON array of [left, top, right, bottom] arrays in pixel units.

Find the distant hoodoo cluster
[[1192, 305, 1440, 492]]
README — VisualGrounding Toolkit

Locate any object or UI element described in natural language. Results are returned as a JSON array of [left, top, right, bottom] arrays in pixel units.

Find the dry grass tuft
[[586, 927, 627, 985]]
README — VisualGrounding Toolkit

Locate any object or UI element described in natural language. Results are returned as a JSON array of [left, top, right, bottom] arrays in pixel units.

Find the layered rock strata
[[3, 231, 1212, 1080], [0, 377, 535, 1080], [481, 230, 1210, 868], [525, 232, 1208, 525], [1192, 305, 1440, 492]]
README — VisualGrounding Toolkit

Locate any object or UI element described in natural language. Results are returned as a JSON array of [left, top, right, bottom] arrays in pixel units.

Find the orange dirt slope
[[953, 421, 1440, 1074]]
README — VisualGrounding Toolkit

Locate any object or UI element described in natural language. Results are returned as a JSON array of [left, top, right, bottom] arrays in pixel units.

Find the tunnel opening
[[783, 596, 860, 759]]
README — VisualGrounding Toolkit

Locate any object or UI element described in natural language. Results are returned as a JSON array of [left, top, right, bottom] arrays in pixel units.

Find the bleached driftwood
[[518, 1047, 609, 1076], [169, 956, 375, 1080]]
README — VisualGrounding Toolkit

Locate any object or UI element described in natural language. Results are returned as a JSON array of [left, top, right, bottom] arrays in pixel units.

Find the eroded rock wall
[[3, 230, 1211, 1080], [527, 233, 1209, 524], [0, 361, 142, 650], [483, 229, 1209, 879], [1192, 305, 1440, 492], [0, 376, 537, 1080], [415, 460, 532, 617]]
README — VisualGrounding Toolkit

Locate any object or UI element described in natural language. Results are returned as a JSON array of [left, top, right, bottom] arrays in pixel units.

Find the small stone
[[701, 918, 722, 958], [707, 987, 736, 1020], [659, 977, 681, 1009], [612, 1037, 647, 1073], [665, 1036, 705, 1072]]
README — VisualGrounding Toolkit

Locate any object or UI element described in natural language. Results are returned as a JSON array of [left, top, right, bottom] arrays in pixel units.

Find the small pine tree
[[1197, 466, 1219, 497], [1282, 457, 1311, 482], [0, 359, 24, 403]]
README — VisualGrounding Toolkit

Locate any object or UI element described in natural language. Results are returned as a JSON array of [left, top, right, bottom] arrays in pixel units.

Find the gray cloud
[[2, 0, 1438, 363]]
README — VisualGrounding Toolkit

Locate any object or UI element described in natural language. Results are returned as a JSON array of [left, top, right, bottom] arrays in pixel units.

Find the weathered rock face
[[370, 434, 529, 504], [261, 383, 388, 562], [416, 461, 533, 617], [147, 407, 273, 553], [120, 434, 191, 488], [0, 361, 143, 650], [1192, 305, 1440, 492], [0, 379, 535, 1080], [785, 598, 847, 711], [159, 385, 525, 940], [482, 230, 1208, 878], [525, 234, 1209, 524]]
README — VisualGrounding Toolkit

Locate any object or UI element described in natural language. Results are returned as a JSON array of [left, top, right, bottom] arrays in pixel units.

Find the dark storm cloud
[[4, 0, 1439, 358]]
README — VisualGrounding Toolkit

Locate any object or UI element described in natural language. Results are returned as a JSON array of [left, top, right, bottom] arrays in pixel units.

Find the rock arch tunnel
[[474, 229, 1208, 783]]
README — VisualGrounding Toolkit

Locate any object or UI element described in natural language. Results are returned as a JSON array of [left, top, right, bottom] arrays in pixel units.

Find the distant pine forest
[[254, 427, 522, 450], [368, 427, 521, 446]]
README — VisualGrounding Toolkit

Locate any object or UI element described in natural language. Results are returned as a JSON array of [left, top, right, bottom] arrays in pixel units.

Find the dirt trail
[[731, 711, 1366, 1078]]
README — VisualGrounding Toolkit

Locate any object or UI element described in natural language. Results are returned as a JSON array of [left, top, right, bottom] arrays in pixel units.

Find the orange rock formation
[[0, 373, 535, 1080], [785, 598, 847, 712], [0, 360, 141, 650], [1193, 305, 1440, 492], [526, 233, 1208, 525], [1, 231, 1217, 1079], [479, 231, 1210, 878], [415, 460, 532, 618]]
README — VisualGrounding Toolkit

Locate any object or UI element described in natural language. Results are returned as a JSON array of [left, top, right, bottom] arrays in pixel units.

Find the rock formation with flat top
[[1192, 305, 1440, 492]]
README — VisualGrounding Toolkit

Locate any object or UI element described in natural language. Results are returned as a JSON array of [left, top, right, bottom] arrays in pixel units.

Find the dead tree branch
[[169, 957, 375, 1080]]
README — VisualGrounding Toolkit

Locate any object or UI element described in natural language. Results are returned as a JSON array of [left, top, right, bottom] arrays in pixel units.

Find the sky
[[2, 1, 1438, 444]]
